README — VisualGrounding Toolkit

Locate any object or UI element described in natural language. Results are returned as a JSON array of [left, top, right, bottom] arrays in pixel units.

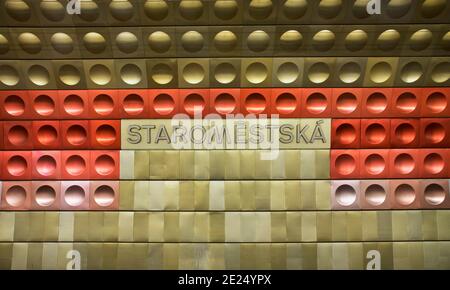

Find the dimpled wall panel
[[0, 0, 449, 270]]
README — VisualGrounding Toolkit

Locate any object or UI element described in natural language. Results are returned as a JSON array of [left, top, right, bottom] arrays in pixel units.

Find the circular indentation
[[5, 0, 31, 21], [283, 0, 307, 19], [36, 155, 57, 176], [184, 93, 205, 114], [65, 155, 86, 176], [28, 65, 49, 86], [409, 29, 432, 51], [148, 31, 171, 53], [365, 184, 386, 206], [279, 30, 302, 51], [7, 155, 27, 177], [400, 62, 423, 83], [276, 62, 299, 84], [50, 33, 74, 54], [214, 31, 237, 52], [275, 93, 297, 114], [94, 185, 115, 207], [431, 62, 449, 83], [426, 92, 447, 113], [179, 0, 204, 20], [335, 154, 356, 175], [144, 0, 168, 21], [8, 125, 28, 146], [386, 0, 412, 18], [395, 92, 417, 114], [214, 0, 238, 20], [365, 123, 386, 145], [338, 62, 361, 84], [64, 185, 85, 207], [181, 31, 204, 52], [306, 93, 327, 114], [151, 63, 173, 85], [366, 93, 388, 114], [424, 184, 446, 205], [83, 32, 106, 54], [245, 93, 266, 114], [394, 123, 416, 145], [442, 31, 450, 50], [63, 95, 84, 116], [214, 93, 236, 114], [35, 185, 56, 207], [4, 95, 25, 116], [313, 30, 335, 51], [95, 155, 115, 176], [214, 62, 236, 84], [377, 29, 401, 51], [0, 65, 19, 86], [34, 94, 55, 116], [245, 62, 268, 84], [247, 30, 270, 52], [335, 184, 356, 206], [364, 154, 386, 175], [336, 93, 357, 114], [66, 125, 87, 146], [0, 34, 10, 54], [352, 0, 370, 18], [40, 0, 65, 21], [115, 32, 138, 54], [421, 0, 446, 18], [93, 94, 114, 116], [96, 125, 117, 146], [344, 30, 368, 51], [5, 186, 26, 207], [370, 61, 392, 84], [120, 64, 142, 85], [308, 62, 330, 84], [424, 123, 445, 144], [318, 0, 342, 19], [109, 0, 134, 21], [58, 65, 81, 86], [248, 0, 273, 19], [336, 123, 356, 145], [123, 94, 144, 115], [37, 125, 57, 146], [395, 184, 416, 206], [394, 153, 415, 174], [78, 0, 99, 21], [154, 94, 175, 115], [424, 153, 444, 175], [89, 64, 112, 86], [18, 32, 41, 54], [182, 63, 205, 84]]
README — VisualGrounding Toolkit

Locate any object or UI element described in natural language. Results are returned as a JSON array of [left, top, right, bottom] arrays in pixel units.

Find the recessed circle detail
[[65, 155, 86, 176], [95, 155, 115, 176], [394, 153, 415, 174], [89, 64, 112, 86], [275, 93, 297, 114], [395, 93, 418, 114], [245, 62, 268, 84], [37, 125, 57, 145], [336, 123, 356, 145], [365, 123, 386, 144], [66, 124, 87, 146], [35, 185, 56, 207], [0, 65, 19, 86], [245, 93, 266, 114], [94, 185, 115, 207], [339, 62, 361, 84], [7, 155, 27, 177], [34, 94, 55, 116], [214, 62, 236, 84], [335, 154, 356, 176], [154, 94, 175, 115], [63, 95, 84, 116], [93, 94, 114, 116], [365, 184, 386, 206], [400, 62, 423, 83], [5, 186, 26, 207], [58, 65, 81, 86], [366, 93, 387, 114], [96, 125, 117, 146], [308, 62, 330, 84], [395, 123, 416, 145], [214, 93, 236, 114], [5, 95, 25, 116], [36, 155, 57, 176], [335, 184, 356, 206], [184, 94, 205, 114], [370, 62, 392, 84], [395, 184, 416, 206], [424, 123, 445, 144], [426, 92, 447, 113], [182, 63, 205, 84], [8, 125, 28, 146], [28, 65, 49, 86], [151, 63, 173, 85], [64, 185, 85, 207], [336, 93, 357, 114], [424, 153, 444, 175], [276, 62, 299, 84], [123, 94, 144, 115], [306, 93, 327, 114], [364, 154, 385, 175], [120, 64, 142, 85], [424, 184, 446, 205]]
